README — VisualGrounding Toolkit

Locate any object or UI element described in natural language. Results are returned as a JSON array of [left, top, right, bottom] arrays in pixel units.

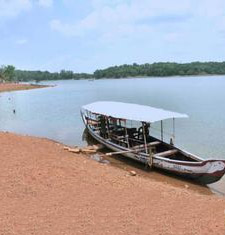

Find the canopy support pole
[[161, 121, 163, 141], [124, 121, 130, 148], [142, 122, 148, 154], [173, 118, 175, 143]]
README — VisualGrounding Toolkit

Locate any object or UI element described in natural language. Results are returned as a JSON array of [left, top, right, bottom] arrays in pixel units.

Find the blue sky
[[0, 0, 225, 73]]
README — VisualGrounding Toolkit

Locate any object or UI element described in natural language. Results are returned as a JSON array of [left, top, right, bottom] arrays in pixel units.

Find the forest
[[94, 62, 225, 78], [1, 62, 225, 82], [0, 65, 92, 82]]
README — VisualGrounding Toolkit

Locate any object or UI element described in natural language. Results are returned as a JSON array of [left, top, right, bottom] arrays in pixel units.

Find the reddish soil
[[0, 132, 224, 235], [0, 83, 47, 93]]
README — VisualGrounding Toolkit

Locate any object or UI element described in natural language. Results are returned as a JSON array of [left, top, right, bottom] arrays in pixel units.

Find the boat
[[81, 101, 225, 184]]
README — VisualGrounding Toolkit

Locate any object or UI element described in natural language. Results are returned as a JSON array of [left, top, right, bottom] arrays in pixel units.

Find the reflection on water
[[0, 76, 225, 195]]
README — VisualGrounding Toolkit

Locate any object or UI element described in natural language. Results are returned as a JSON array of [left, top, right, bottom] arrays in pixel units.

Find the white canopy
[[82, 101, 188, 123]]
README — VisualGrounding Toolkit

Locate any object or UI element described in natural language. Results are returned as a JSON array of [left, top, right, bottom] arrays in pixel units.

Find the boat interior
[[85, 115, 198, 162]]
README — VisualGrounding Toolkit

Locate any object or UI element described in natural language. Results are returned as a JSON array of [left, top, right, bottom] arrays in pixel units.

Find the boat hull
[[153, 159, 225, 184], [81, 113, 225, 184]]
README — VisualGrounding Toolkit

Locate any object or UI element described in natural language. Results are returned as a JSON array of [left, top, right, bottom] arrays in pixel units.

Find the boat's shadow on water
[[82, 129, 225, 196]]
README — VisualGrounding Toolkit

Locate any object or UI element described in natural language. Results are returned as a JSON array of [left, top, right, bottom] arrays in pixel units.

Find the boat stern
[[197, 160, 225, 184]]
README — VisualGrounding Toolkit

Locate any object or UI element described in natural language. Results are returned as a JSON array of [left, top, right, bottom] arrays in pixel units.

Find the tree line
[[1, 62, 225, 82], [0, 65, 92, 82], [94, 62, 225, 78]]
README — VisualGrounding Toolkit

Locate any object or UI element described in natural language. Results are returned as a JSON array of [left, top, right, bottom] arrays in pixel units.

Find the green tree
[[0, 66, 4, 82], [2, 65, 16, 82]]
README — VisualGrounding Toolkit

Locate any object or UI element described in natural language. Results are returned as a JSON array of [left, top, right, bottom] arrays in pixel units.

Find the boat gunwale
[[81, 110, 225, 167], [86, 123, 218, 167]]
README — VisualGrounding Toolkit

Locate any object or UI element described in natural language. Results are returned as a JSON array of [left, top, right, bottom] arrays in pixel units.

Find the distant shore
[[0, 131, 224, 234], [0, 82, 48, 93], [91, 73, 225, 80]]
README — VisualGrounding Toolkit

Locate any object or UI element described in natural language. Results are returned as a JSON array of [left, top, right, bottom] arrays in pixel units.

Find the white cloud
[[0, 0, 53, 21], [50, 0, 191, 40], [0, 0, 32, 19], [195, 0, 225, 18], [192, 0, 225, 34], [164, 33, 181, 43], [38, 0, 53, 8], [50, 19, 83, 37], [47, 0, 225, 71], [16, 39, 28, 45], [49, 0, 225, 49]]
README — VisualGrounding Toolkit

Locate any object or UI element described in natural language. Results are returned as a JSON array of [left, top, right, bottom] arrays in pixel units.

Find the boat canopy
[[82, 101, 188, 123]]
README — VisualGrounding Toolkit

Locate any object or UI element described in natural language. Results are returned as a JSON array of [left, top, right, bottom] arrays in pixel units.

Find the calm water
[[0, 76, 225, 193]]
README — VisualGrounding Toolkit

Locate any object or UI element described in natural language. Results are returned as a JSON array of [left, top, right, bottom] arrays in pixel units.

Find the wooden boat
[[81, 101, 225, 184]]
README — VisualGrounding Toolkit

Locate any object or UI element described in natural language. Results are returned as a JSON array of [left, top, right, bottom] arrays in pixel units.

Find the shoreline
[[92, 73, 225, 80], [0, 82, 49, 93], [1, 73, 224, 88], [0, 131, 224, 234]]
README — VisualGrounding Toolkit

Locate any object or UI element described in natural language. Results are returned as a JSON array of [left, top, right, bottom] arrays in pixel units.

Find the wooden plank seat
[[129, 138, 144, 144], [110, 134, 129, 144], [93, 127, 101, 131], [87, 118, 99, 126], [116, 135, 127, 140], [148, 141, 161, 146], [132, 141, 161, 150], [110, 134, 128, 140], [155, 149, 178, 157]]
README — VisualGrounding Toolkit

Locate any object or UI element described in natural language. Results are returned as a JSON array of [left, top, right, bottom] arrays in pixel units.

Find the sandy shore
[[0, 82, 47, 93], [0, 132, 224, 235]]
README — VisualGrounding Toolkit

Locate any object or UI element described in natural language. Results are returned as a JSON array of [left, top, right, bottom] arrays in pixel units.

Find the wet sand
[[0, 82, 47, 93], [100, 152, 216, 196], [0, 132, 224, 235]]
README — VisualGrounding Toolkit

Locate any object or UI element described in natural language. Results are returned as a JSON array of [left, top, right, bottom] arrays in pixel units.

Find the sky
[[0, 0, 225, 73]]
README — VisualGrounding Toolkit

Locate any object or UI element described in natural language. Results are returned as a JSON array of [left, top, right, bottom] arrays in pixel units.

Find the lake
[[0, 76, 225, 194]]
